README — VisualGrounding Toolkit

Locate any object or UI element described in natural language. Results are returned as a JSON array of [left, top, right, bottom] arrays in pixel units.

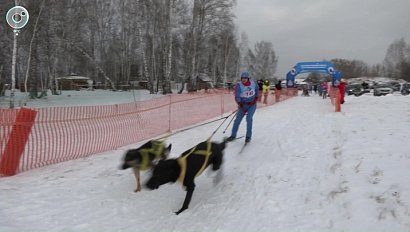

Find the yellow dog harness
[[137, 141, 165, 170], [177, 139, 212, 183]]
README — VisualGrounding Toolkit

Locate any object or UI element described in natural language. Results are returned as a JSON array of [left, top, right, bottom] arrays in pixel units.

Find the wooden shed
[[57, 75, 92, 90], [196, 73, 213, 90]]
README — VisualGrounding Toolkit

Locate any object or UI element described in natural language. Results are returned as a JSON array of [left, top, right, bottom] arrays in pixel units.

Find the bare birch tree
[[384, 38, 409, 79], [24, 0, 46, 98], [253, 41, 278, 80], [0, 0, 244, 98]]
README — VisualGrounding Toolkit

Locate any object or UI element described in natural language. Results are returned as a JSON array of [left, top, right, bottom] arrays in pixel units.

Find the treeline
[[1, 0, 407, 97], [0, 0, 278, 95], [321, 38, 410, 82]]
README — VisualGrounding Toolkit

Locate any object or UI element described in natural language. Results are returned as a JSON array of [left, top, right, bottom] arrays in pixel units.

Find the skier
[[227, 71, 259, 143], [262, 79, 270, 104]]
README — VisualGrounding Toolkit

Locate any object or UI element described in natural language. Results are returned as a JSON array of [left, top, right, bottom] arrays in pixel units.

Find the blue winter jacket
[[234, 80, 259, 104]]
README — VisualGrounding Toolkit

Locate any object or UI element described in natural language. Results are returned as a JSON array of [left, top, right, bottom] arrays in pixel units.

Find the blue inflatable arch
[[286, 61, 342, 87]]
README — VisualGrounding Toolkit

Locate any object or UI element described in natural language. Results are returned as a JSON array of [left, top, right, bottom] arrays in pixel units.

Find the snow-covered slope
[[1, 93, 409, 231]]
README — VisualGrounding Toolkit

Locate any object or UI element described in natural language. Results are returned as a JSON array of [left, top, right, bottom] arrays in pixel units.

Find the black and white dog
[[145, 138, 227, 215], [121, 140, 171, 192]]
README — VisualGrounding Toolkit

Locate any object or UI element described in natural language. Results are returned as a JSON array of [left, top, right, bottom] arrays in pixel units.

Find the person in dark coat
[[274, 80, 282, 102], [257, 79, 263, 102]]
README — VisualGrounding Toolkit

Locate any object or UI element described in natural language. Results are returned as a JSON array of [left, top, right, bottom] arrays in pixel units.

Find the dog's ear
[[124, 149, 138, 161], [163, 144, 172, 158]]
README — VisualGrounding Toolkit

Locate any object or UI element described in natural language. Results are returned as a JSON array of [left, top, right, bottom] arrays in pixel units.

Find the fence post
[[0, 108, 37, 176], [168, 95, 172, 133], [221, 93, 224, 116]]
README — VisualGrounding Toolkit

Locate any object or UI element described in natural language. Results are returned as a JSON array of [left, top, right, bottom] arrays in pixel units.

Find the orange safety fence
[[0, 90, 295, 176]]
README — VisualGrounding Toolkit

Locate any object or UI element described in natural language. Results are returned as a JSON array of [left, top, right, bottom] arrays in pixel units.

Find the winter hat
[[240, 71, 251, 79]]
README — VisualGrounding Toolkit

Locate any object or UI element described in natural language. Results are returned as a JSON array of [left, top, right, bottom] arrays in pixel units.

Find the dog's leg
[[132, 167, 141, 192], [213, 165, 224, 185], [175, 182, 195, 215]]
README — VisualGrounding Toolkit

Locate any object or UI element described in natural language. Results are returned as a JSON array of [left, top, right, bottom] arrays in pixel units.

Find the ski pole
[[158, 110, 238, 141], [210, 109, 238, 137], [222, 111, 237, 134]]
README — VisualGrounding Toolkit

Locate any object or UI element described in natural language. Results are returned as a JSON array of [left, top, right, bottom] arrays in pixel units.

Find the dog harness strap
[[151, 141, 165, 158], [177, 139, 212, 183], [194, 139, 212, 177], [138, 141, 165, 170], [138, 150, 150, 170], [177, 158, 187, 183], [177, 146, 197, 183]]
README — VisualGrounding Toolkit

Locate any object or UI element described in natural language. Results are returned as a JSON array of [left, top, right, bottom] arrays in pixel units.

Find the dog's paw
[[213, 170, 223, 185], [134, 188, 141, 192], [175, 207, 187, 215]]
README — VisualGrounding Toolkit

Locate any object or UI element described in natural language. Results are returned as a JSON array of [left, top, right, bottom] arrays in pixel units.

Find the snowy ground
[[1, 92, 410, 231], [0, 89, 160, 108]]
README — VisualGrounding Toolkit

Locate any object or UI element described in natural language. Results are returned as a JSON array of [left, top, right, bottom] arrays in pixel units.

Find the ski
[[226, 136, 244, 143], [239, 140, 249, 153]]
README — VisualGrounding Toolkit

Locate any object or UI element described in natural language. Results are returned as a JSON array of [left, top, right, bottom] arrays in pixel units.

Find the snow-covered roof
[[197, 73, 212, 82], [57, 75, 91, 80]]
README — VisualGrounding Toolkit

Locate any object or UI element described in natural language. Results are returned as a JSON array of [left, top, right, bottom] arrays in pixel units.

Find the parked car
[[361, 82, 371, 93], [373, 84, 394, 96], [389, 81, 401, 92], [401, 83, 410, 95], [346, 84, 364, 96]]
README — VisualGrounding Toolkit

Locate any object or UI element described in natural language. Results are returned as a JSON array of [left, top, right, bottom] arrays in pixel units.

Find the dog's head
[[162, 144, 172, 159], [145, 159, 179, 190], [120, 141, 172, 170], [121, 149, 140, 170], [211, 140, 227, 171]]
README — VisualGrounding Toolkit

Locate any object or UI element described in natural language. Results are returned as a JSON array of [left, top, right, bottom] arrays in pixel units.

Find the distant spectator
[[318, 84, 323, 97], [302, 87, 309, 96], [262, 79, 270, 104], [257, 79, 263, 102], [274, 80, 282, 102], [321, 82, 328, 99], [339, 79, 346, 104], [275, 80, 282, 90]]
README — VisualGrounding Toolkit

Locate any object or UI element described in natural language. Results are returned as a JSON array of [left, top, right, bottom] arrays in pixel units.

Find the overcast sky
[[234, 0, 410, 78]]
